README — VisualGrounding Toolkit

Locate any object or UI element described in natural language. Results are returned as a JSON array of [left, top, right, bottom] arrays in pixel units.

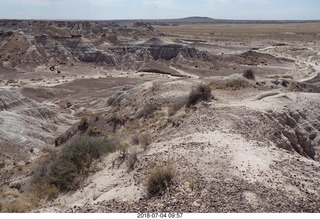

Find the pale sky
[[0, 0, 319, 20]]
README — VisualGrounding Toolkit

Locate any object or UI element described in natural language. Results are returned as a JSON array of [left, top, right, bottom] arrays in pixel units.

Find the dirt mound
[[229, 50, 294, 66]]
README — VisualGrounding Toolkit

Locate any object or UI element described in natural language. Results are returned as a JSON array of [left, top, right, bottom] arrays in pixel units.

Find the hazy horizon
[[0, 0, 319, 21]]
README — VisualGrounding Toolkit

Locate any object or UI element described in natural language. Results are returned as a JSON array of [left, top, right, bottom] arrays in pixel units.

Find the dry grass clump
[[0, 198, 31, 213], [186, 83, 212, 107], [131, 132, 153, 150], [225, 79, 250, 90], [139, 132, 153, 150], [146, 165, 174, 198], [0, 185, 45, 213]]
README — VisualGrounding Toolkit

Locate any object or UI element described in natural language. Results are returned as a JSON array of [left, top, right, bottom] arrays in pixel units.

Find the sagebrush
[[187, 83, 212, 107]]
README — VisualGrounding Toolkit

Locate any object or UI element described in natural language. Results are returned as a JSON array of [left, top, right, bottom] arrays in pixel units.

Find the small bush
[[186, 84, 211, 107], [34, 136, 119, 192], [136, 103, 158, 119], [146, 165, 174, 198], [243, 69, 255, 80]]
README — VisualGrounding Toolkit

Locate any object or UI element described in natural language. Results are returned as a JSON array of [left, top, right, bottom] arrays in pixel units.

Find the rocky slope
[[0, 88, 75, 166], [34, 79, 320, 213], [1, 20, 320, 213]]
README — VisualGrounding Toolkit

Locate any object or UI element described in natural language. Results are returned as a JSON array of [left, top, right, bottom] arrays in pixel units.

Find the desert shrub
[[146, 165, 174, 198], [186, 83, 212, 107], [243, 69, 255, 80], [34, 136, 118, 192], [225, 79, 250, 90], [136, 103, 158, 119]]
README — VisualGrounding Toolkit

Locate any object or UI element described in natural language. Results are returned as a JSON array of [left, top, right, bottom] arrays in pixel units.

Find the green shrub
[[146, 165, 174, 198], [186, 84, 211, 107], [243, 69, 255, 80]]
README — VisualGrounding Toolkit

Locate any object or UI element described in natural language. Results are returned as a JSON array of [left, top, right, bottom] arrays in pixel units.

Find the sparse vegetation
[[136, 103, 158, 119], [168, 97, 187, 116], [146, 165, 174, 198], [225, 79, 250, 90], [107, 114, 126, 132], [186, 83, 212, 107], [33, 136, 119, 192], [189, 180, 196, 191], [139, 132, 153, 150], [1, 197, 31, 213], [243, 69, 255, 80], [0, 169, 13, 186]]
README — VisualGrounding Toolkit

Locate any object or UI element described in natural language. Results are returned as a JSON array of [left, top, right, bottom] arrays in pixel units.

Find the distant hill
[[108, 16, 320, 26]]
